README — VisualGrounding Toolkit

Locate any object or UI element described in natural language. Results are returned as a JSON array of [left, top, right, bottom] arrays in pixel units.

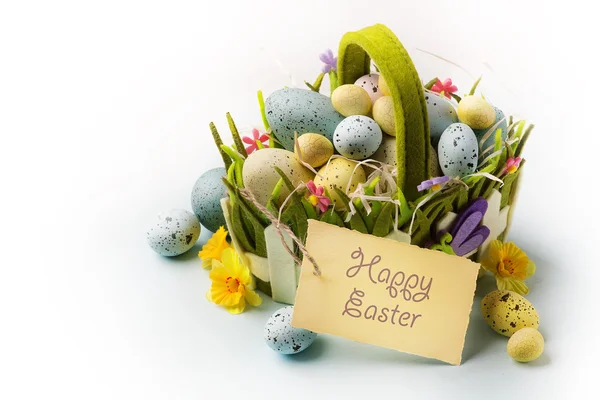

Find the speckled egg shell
[[264, 306, 317, 355], [295, 133, 334, 168], [372, 96, 396, 136], [507, 328, 544, 362], [457, 96, 496, 130], [372, 135, 397, 166], [147, 209, 200, 256], [473, 106, 508, 151], [242, 148, 315, 205], [331, 84, 372, 117], [354, 74, 383, 103], [426, 93, 458, 146], [438, 123, 479, 177], [378, 74, 391, 96], [191, 167, 227, 233], [265, 88, 344, 151], [314, 158, 366, 210], [481, 290, 540, 337], [333, 115, 382, 160]]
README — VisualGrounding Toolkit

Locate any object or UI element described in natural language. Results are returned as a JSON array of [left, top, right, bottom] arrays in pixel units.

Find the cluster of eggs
[[481, 290, 545, 362]]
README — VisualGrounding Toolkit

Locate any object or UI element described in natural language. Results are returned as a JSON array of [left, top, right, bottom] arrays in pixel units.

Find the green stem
[[469, 76, 482, 96], [226, 112, 248, 158], [257, 90, 270, 132], [424, 77, 439, 90], [209, 122, 232, 170]]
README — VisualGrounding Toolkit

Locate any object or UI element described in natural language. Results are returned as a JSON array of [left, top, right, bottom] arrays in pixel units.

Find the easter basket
[[204, 24, 532, 304]]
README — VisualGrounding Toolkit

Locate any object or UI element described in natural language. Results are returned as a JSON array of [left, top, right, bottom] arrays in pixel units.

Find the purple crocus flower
[[320, 49, 337, 73], [448, 198, 490, 256], [417, 176, 449, 192]]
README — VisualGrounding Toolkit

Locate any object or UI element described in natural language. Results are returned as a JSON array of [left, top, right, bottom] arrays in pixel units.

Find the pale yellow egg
[[294, 133, 334, 168], [457, 96, 496, 130], [507, 328, 545, 362], [372, 96, 396, 136], [331, 84, 372, 117], [314, 158, 366, 210], [378, 74, 391, 96]]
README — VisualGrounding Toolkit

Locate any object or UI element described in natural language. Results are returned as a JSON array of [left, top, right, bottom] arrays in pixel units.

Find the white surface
[[1, 1, 598, 399]]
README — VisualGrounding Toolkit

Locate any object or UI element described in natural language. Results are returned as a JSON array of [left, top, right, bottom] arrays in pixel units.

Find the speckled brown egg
[[295, 133, 334, 168], [354, 73, 383, 103], [372, 96, 395, 136], [314, 158, 366, 210], [481, 290, 540, 337], [242, 148, 315, 205], [331, 84, 372, 117]]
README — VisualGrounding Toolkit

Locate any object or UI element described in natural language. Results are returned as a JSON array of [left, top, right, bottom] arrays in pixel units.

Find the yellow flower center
[[507, 165, 518, 174], [432, 184, 441, 191], [225, 276, 242, 293], [308, 194, 319, 206]]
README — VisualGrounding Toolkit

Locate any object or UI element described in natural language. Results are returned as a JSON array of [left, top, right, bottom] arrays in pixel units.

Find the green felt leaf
[[338, 24, 430, 201], [515, 124, 534, 158], [274, 166, 295, 191], [424, 77, 438, 90], [450, 93, 462, 103], [320, 209, 346, 227], [231, 197, 256, 253], [328, 71, 339, 94], [500, 171, 519, 208], [372, 202, 394, 237], [469, 76, 482, 95], [301, 198, 318, 220], [257, 90, 270, 132], [209, 122, 232, 170], [305, 72, 325, 92], [226, 112, 248, 158]]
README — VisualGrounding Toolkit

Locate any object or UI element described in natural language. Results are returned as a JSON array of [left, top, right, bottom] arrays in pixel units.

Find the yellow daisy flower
[[207, 247, 262, 314], [482, 240, 536, 295], [198, 226, 231, 269]]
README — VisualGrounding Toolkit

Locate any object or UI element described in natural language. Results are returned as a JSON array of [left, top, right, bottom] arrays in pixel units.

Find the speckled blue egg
[[473, 106, 508, 151], [265, 88, 344, 151], [426, 93, 459, 147], [264, 306, 317, 355], [191, 167, 227, 233], [333, 115, 383, 160], [438, 123, 479, 177], [146, 209, 201, 256]]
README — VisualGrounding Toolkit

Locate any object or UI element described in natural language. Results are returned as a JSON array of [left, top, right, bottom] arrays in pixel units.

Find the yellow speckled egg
[[331, 84, 372, 117], [457, 96, 496, 130], [373, 96, 396, 136], [481, 290, 540, 337], [243, 148, 315, 205], [379, 74, 391, 96], [314, 158, 366, 210], [295, 133, 334, 168], [507, 328, 544, 362]]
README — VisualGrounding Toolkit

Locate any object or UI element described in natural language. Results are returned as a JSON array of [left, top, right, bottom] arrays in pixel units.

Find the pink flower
[[242, 128, 269, 154], [431, 78, 458, 99], [502, 157, 522, 176], [306, 180, 331, 213]]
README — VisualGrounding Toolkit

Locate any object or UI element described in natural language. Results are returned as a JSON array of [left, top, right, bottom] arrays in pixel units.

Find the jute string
[[238, 188, 322, 276]]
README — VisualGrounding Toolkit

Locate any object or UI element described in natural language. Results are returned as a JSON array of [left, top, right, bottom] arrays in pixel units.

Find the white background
[[1, 1, 598, 399]]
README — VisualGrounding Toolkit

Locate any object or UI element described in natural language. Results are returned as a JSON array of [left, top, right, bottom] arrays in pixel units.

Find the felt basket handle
[[337, 24, 431, 201]]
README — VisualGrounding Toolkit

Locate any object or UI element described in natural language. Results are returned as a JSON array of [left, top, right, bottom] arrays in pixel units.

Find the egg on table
[[331, 84, 372, 117], [191, 167, 227, 233], [314, 157, 366, 210], [437, 123, 479, 177], [507, 327, 545, 362], [457, 95, 496, 130], [333, 115, 383, 160], [481, 290, 540, 337], [426, 92, 459, 146], [264, 306, 317, 355], [242, 148, 315, 205], [294, 133, 334, 168], [146, 209, 201, 256], [372, 96, 396, 136], [265, 88, 344, 151], [354, 73, 383, 103]]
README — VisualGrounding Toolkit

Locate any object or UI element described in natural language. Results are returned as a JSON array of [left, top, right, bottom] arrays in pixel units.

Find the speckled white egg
[[438, 123, 479, 177], [372, 96, 395, 136], [331, 84, 372, 117], [314, 158, 366, 210], [242, 148, 315, 205], [426, 92, 458, 146], [146, 209, 201, 256], [191, 167, 227, 233], [264, 306, 317, 355], [333, 115, 382, 160], [354, 73, 383, 103]]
